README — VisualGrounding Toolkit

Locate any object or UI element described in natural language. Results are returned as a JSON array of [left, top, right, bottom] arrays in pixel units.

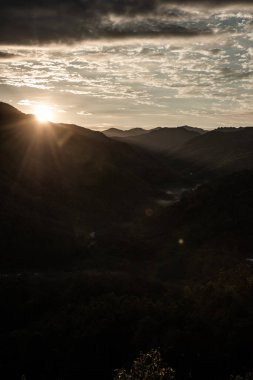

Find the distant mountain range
[[171, 126, 253, 176], [103, 125, 205, 152], [104, 123, 253, 176], [102, 127, 150, 138]]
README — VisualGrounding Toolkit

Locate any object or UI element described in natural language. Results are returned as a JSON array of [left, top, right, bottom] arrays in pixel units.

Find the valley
[[0, 103, 253, 380]]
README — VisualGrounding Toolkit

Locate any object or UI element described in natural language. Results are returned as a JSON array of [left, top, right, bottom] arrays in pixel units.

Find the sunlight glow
[[34, 105, 53, 122]]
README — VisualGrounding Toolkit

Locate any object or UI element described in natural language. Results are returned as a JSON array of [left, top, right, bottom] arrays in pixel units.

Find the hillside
[[171, 127, 253, 177], [114, 127, 202, 152], [147, 170, 253, 279], [1, 167, 253, 380], [0, 102, 176, 270]]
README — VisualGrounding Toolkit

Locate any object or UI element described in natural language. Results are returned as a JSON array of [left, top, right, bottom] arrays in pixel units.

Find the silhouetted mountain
[[171, 127, 253, 176], [0, 101, 28, 124], [0, 102, 176, 270], [114, 127, 201, 152], [103, 127, 149, 138]]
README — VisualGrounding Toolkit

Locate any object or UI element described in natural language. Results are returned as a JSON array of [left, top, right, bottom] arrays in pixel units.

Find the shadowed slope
[[112, 127, 202, 152], [143, 170, 253, 282], [171, 127, 253, 177], [0, 103, 176, 270]]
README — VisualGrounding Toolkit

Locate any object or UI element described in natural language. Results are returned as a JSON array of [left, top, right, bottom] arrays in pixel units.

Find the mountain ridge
[[171, 126, 253, 176], [112, 126, 203, 152], [0, 102, 178, 270]]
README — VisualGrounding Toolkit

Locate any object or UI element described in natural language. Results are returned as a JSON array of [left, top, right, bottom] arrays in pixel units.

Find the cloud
[[102, 18, 213, 38], [210, 48, 224, 54], [77, 110, 93, 116], [0, 0, 252, 44], [220, 67, 253, 79], [0, 51, 18, 59]]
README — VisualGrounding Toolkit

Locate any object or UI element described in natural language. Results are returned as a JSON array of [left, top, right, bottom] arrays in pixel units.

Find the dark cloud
[[210, 48, 223, 55], [0, 0, 252, 44], [0, 51, 18, 59], [102, 19, 213, 38], [220, 67, 253, 80]]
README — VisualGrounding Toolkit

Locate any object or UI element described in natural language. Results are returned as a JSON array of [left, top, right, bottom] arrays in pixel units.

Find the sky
[[0, 0, 253, 130]]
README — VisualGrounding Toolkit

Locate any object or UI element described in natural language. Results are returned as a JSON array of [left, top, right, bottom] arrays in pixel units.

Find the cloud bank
[[0, 0, 253, 44]]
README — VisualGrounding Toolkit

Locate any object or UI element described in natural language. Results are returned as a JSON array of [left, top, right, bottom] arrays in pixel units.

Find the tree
[[114, 349, 175, 380]]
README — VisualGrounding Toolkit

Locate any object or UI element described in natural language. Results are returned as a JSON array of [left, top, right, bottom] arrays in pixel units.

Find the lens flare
[[34, 105, 53, 122]]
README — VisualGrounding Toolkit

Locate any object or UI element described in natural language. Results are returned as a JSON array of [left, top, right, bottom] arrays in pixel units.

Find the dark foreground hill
[[0, 102, 176, 270], [144, 170, 253, 280], [1, 169, 253, 380]]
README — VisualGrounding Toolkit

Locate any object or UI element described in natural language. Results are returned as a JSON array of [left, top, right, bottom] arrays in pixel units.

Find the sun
[[34, 105, 53, 122]]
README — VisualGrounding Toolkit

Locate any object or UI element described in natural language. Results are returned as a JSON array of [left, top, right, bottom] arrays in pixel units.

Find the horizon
[[1, 100, 253, 132]]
